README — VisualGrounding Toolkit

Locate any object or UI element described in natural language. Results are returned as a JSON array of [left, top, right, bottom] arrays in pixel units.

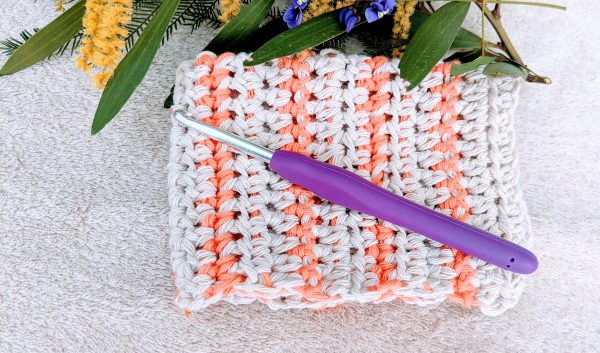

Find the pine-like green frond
[[266, 6, 282, 20], [0, 29, 39, 56], [316, 34, 349, 52], [55, 31, 83, 56], [351, 16, 399, 57], [173, 0, 221, 33], [0, 28, 83, 57], [1, 0, 260, 58], [126, 0, 163, 50], [127, 0, 222, 48]]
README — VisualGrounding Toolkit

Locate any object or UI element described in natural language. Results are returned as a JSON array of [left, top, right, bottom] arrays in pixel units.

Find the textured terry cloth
[[168, 50, 530, 316]]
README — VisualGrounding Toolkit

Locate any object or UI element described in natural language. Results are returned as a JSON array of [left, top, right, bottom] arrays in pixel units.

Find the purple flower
[[364, 0, 395, 23], [339, 8, 359, 33], [290, 0, 309, 10], [283, 6, 303, 28]]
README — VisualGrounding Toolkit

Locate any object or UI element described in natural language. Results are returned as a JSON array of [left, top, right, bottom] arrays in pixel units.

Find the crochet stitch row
[[168, 50, 531, 316]]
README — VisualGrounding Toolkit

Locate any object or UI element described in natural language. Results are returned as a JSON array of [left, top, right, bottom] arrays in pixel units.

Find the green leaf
[[238, 17, 288, 52], [204, 0, 276, 53], [0, 0, 85, 76], [409, 11, 480, 50], [163, 85, 175, 108], [245, 10, 360, 66], [452, 27, 482, 49], [482, 61, 528, 79], [91, 0, 181, 134], [445, 49, 480, 63], [450, 56, 495, 76], [0, 29, 40, 56], [399, 2, 470, 90]]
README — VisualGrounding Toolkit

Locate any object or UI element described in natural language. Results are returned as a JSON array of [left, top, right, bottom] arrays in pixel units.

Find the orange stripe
[[429, 63, 478, 307], [356, 57, 404, 298], [276, 52, 327, 302], [187, 53, 479, 306], [193, 55, 245, 299]]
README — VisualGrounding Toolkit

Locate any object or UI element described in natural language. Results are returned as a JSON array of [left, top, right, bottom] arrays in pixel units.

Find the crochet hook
[[172, 110, 538, 274]]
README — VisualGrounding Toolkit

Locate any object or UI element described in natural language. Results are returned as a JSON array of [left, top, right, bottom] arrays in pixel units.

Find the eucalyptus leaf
[[351, 11, 481, 58], [205, 0, 276, 53], [483, 61, 528, 79], [452, 27, 482, 49], [91, 0, 180, 134], [399, 2, 470, 90], [450, 56, 495, 76], [410, 11, 480, 50], [445, 49, 481, 63], [245, 11, 360, 66], [0, 0, 85, 76]]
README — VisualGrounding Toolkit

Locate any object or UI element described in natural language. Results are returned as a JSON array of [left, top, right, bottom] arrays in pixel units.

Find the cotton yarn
[[168, 50, 530, 316]]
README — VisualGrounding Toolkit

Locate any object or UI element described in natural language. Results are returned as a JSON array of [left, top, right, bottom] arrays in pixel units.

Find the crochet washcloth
[[168, 50, 531, 316]]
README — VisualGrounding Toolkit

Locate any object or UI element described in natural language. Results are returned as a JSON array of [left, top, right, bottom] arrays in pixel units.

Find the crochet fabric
[[168, 50, 531, 316]]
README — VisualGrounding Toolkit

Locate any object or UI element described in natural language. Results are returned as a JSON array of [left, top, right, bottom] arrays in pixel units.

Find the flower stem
[[481, 0, 486, 56], [476, 2, 552, 83], [403, 0, 566, 11], [485, 0, 564, 10], [476, 2, 523, 64]]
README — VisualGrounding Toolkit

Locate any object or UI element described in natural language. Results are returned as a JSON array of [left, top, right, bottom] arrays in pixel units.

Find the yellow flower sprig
[[55, 0, 66, 12], [219, 0, 242, 24], [391, 0, 417, 57], [75, 0, 133, 88], [334, 0, 356, 9], [303, 0, 333, 21]]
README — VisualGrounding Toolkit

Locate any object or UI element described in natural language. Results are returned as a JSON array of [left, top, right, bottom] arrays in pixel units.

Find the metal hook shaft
[[172, 110, 274, 162]]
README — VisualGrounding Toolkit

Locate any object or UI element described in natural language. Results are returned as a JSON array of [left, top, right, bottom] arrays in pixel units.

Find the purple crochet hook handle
[[271, 150, 538, 274], [172, 110, 537, 275]]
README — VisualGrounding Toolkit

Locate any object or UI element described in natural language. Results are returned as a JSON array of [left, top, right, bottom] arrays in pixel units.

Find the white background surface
[[1, 1, 599, 352]]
